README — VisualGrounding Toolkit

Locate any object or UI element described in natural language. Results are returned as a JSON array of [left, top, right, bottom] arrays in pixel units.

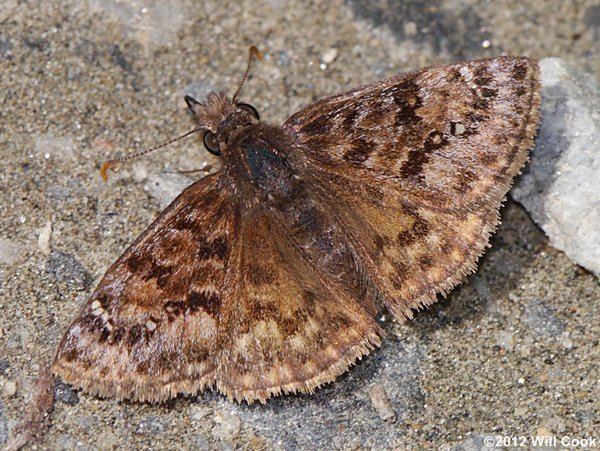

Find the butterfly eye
[[203, 131, 221, 156], [237, 102, 260, 121]]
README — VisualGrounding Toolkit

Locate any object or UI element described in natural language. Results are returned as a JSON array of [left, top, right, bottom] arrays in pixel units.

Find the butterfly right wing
[[284, 57, 541, 319]]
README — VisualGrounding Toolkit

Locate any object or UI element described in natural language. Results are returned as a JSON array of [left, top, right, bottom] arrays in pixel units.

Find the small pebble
[[4, 380, 17, 397], [403, 21, 417, 36], [190, 405, 211, 421], [322, 48, 338, 64], [514, 406, 528, 416], [132, 163, 149, 182], [370, 384, 396, 422], [55, 379, 79, 405], [213, 411, 241, 441], [37, 220, 52, 255], [0, 238, 26, 266]]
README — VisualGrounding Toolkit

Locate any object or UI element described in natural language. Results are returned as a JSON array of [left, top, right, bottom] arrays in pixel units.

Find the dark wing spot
[[127, 325, 146, 347], [155, 265, 175, 288], [475, 75, 493, 86], [164, 300, 186, 318], [247, 263, 277, 286], [384, 79, 423, 128], [341, 107, 359, 129], [412, 216, 430, 237], [481, 87, 498, 98], [455, 169, 478, 193], [515, 86, 527, 96], [418, 255, 434, 269], [397, 229, 416, 246], [471, 97, 490, 110], [468, 112, 486, 124], [301, 114, 333, 136], [187, 290, 221, 317], [99, 327, 110, 342], [79, 313, 104, 333], [111, 327, 126, 344], [397, 215, 429, 245], [61, 347, 78, 362], [391, 260, 408, 289], [197, 236, 228, 260], [480, 152, 499, 165], [448, 68, 461, 82], [513, 62, 528, 81], [423, 131, 447, 152], [343, 137, 372, 163], [401, 130, 447, 179]]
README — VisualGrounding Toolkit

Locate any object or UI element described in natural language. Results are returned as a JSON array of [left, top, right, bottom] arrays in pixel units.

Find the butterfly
[[53, 46, 541, 404]]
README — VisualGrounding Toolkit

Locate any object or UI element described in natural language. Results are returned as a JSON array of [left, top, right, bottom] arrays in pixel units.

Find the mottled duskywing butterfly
[[53, 47, 541, 403]]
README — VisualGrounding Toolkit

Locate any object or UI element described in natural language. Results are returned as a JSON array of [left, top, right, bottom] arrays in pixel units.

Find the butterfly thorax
[[222, 124, 300, 205]]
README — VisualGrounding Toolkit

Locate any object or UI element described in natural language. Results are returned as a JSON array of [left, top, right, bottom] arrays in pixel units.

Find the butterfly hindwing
[[215, 206, 381, 403], [285, 56, 541, 318]]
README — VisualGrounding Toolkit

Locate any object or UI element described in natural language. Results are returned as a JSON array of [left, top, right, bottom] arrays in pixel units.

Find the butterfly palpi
[[53, 47, 541, 403]]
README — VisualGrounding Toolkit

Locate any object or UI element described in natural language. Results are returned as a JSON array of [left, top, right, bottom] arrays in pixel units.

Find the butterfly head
[[184, 46, 263, 157], [184, 92, 260, 156], [99, 46, 263, 181]]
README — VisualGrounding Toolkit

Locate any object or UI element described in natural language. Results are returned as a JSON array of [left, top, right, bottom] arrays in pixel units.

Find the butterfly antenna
[[100, 126, 204, 181], [232, 45, 263, 103]]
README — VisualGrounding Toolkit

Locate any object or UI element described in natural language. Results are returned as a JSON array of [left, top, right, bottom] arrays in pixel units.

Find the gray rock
[[512, 57, 600, 276], [369, 384, 396, 422], [220, 339, 425, 449], [0, 238, 26, 266], [45, 251, 91, 290], [55, 379, 79, 405], [523, 299, 565, 337], [144, 172, 193, 209]]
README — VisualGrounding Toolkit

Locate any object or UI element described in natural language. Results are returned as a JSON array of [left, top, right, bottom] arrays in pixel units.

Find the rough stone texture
[[0, 239, 26, 267], [45, 251, 92, 291], [0, 400, 7, 446], [0, 1, 598, 449], [54, 379, 80, 405], [512, 57, 600, 277]]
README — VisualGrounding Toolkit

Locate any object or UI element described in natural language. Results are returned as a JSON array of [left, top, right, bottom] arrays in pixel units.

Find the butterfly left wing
[[284, 56, 541, 319], [53, 171, 382, 404], [52, 173, 236, 402]]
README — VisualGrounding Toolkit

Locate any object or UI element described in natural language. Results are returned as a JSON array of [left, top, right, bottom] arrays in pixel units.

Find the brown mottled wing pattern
[[53, 173, 235, 402], [216, 207, 381, 403], [284, 56, 541, 319], [53, 174, 381, 403]]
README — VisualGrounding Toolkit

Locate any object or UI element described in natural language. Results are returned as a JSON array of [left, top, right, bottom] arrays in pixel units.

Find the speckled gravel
[[1, 0, 598, 449]]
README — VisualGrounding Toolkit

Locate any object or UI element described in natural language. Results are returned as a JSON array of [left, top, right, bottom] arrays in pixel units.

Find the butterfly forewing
[[285, 56, 541, 318]]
